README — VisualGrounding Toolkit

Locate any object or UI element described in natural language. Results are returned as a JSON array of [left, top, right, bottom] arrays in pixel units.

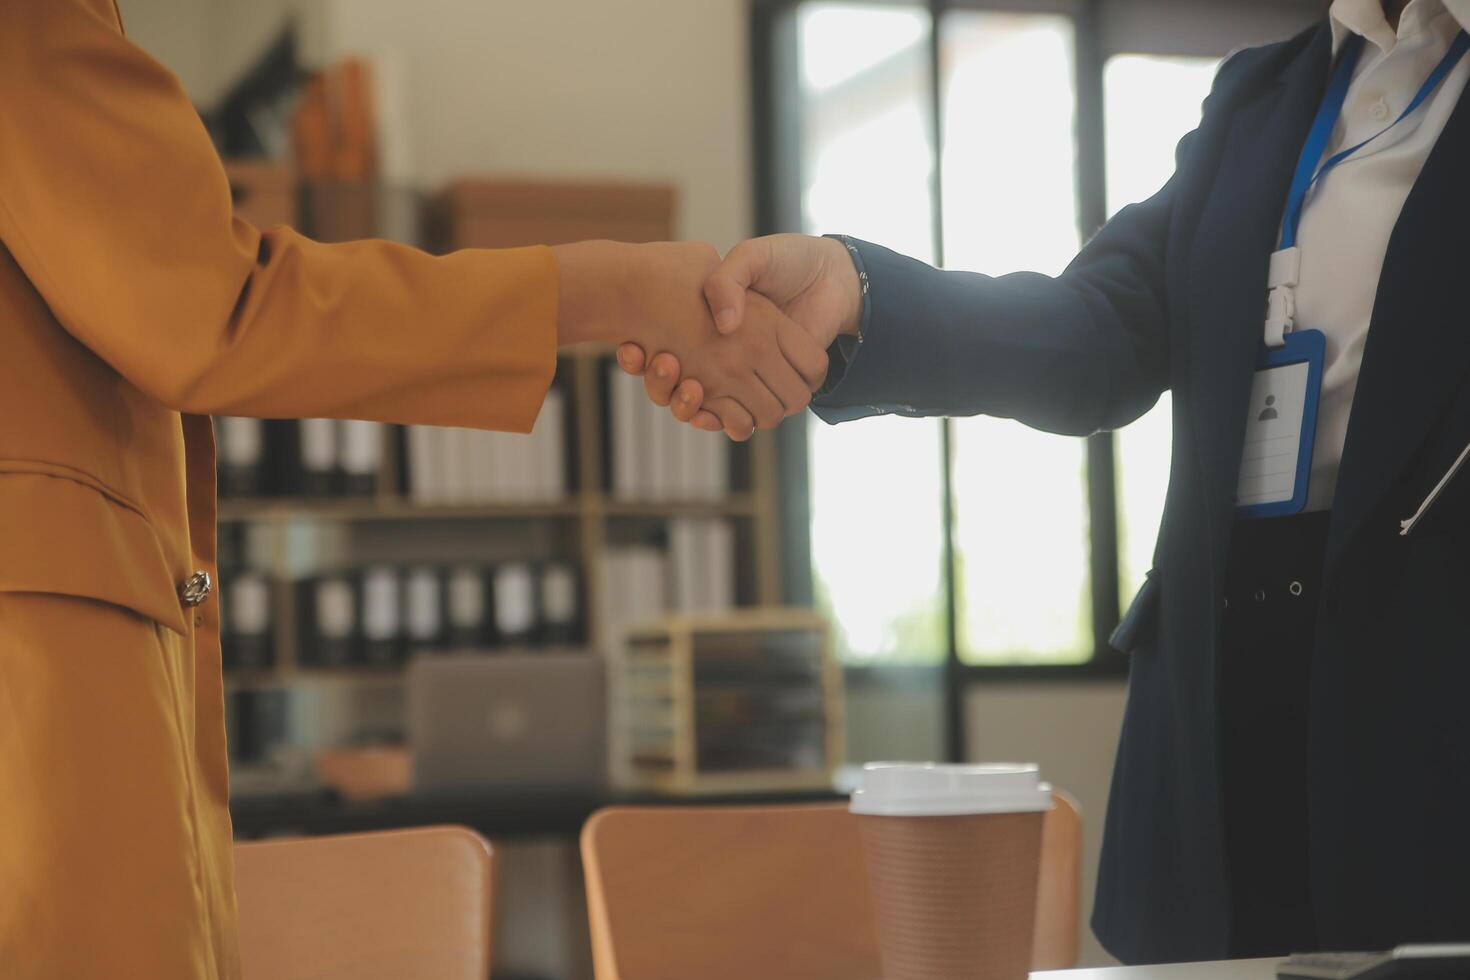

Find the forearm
[[189, 230, 559, 429], [813, 237, 1170, 435]]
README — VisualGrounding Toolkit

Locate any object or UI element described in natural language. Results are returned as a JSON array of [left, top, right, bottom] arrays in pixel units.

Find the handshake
[[553, 235, 863, 440]]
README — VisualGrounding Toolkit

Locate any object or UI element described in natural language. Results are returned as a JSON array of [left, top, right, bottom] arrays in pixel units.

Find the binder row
[[295, 560, 583, 668], [607, 366, 731, 501], [597, 519, 737, 650], [215, 417, 386, 498], [219, 561, 584, 672], [405, 389, 567, 504], [219, 374, 734, 505]]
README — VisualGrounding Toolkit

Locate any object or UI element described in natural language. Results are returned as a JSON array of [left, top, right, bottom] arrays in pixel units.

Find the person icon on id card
[[1259, 394, 1279, 422]]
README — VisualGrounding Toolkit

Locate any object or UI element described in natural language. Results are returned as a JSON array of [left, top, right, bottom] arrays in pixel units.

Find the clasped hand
[[557, 239, 834, 440], [611, 235, 862, 440]]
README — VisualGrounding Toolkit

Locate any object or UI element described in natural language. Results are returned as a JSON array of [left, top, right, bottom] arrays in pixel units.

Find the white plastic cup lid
[[850, 762, 1052, 817]]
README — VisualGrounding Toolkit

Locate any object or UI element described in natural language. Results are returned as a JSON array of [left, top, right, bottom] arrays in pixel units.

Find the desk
[[1037, 960, 1277, 979], [230, 787, 843, 840]]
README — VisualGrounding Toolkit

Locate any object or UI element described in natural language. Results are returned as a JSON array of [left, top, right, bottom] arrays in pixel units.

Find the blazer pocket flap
[[1109, 570, 1160, 655], [0, 469, 190, 634]]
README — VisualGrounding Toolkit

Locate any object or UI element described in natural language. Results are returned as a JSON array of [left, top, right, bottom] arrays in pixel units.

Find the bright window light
[[800, 5, 929, 93], [1105, 54, 1218, 601], [940, 11, 1088, 665], [809, 418, 948, 662], [798, 3, 936, 261], [798, 3, 946, 663]]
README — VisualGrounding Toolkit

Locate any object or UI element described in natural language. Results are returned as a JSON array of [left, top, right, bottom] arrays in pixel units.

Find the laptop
[[406, 650, 606, 794]]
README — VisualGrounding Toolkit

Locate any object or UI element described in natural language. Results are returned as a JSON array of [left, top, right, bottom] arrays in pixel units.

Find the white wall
[[115, 0, 213, 99], [319, 0, 752, 247], [121, 0, 753, 248]]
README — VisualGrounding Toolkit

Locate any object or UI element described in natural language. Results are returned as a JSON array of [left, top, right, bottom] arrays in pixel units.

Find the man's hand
[[554, 239, 826, 439], [617, 234, 863, 429], [704, 234, 862, 345]]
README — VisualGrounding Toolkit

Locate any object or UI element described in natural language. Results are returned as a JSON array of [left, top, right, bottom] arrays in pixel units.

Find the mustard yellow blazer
[[0, 3, 556, 976]]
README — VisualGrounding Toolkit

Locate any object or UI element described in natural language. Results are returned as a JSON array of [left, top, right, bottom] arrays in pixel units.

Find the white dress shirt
[[1296, 0, 1470, 510]]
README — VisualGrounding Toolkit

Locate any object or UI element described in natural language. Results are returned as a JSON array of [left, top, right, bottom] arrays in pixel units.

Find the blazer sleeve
[[811, 65, 1233, 437], [0, 0, 556, 433]]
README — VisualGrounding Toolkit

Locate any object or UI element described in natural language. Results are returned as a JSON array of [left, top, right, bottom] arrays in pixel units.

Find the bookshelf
[[217, 167, 787, 726], [217, 375, 784, 689]]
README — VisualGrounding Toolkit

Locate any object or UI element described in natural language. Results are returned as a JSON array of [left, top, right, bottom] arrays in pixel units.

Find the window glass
[[809, 418, 948, 663], [1105, 54, 1219, 600], [940, 12, 1090, 665], [799, 3, 937, 262], [798, 3, 947, 663]]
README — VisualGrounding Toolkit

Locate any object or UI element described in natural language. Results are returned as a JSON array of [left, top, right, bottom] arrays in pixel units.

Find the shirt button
[[180, 570, 213, 608], [1369, 98, 1390, 121]]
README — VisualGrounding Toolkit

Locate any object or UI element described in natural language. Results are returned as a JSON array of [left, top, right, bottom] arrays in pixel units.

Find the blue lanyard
[[1281, 29, 1470, 250]]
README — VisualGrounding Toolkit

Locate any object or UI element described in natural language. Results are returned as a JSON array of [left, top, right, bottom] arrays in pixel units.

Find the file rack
[[614, 609, 843, 795]]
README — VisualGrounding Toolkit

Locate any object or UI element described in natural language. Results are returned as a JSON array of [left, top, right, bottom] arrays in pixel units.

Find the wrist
[[552, 240, 637, 346], [822, 235, 865, 339]]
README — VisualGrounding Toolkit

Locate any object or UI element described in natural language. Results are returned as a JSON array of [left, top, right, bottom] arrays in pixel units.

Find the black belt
[[1223, 509, 1331, 611]]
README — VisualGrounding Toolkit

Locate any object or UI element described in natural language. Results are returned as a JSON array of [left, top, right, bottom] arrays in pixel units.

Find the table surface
[[229, 786, 844, 840], [1036, 959, 1277, 979]]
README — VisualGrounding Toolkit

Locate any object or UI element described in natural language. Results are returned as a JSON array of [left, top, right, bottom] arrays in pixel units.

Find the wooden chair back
[[1033, 790, 1083, 970], [234, 825, 496, 980], [581, 792, 1083, 980]]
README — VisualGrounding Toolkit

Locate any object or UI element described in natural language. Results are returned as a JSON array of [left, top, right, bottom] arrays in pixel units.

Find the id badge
[[1235, 329, 1326, 519]]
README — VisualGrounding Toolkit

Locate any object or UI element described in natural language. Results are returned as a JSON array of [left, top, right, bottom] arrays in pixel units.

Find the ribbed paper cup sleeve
[[857, 810, 1044, 980]]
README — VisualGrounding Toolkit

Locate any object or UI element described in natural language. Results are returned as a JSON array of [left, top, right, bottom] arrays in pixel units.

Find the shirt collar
[[1330, 0, 1470, 55]]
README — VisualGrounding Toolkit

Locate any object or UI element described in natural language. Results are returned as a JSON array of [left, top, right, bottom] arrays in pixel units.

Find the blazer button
[[180, 570, 213, 608]]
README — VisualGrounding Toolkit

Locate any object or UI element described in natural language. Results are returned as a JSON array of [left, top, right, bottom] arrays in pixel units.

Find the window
[[1105, 54, 1220, 600], [766, 0, 1318, 672], [798, 3, 947, 665], [940, 11, 1090, 666]]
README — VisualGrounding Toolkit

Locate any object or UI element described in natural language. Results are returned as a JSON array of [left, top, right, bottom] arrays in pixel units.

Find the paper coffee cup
[[851, 763, 1051, 980]]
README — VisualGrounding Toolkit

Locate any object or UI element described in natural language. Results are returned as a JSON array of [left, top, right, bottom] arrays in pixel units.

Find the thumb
[[703, 238, 770, 334]]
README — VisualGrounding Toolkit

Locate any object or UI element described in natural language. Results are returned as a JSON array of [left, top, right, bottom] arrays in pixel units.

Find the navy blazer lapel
[[1186, 26, 1332, 572], [1325, 83, 1470, 572]]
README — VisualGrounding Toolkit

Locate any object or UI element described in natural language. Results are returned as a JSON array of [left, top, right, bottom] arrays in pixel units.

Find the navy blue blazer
[[815, 22, 1470, 963]]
